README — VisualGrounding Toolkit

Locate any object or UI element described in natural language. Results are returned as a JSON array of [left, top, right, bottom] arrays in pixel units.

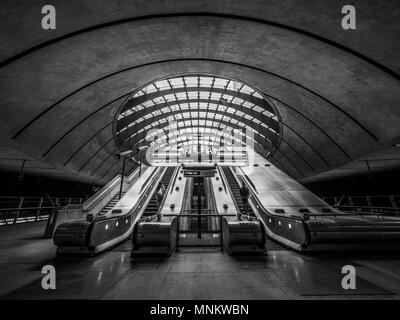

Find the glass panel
[[169, 77, 184, 88], [187, 91, 198, 99], [145, 84, 158, 94], [164, 94, 176, 102], [222, 94, 234, 101], [133, 90, 145, 98], [176, 92, 186, 100], [142, 100, 154, 107], [199, 102, 208, 109], [227, 81, 242, 92], [226, 107, 235, 114], [154, 80, 171, 91], [232, 97, 244, 106], [199, 92, 209, 99], [184, 76, 198, 87], [200, 77, 213, 87], [242, 101, 254, 109], [253, 91, 263, 99], [210, 92, 222, 100], [213, 78, 229, 89], [253, 105, 264, 113], [153, 96, 164, 104], [170, 104, 180, 112], [263, 110, 275, 117], [240, 85, 254, 95]]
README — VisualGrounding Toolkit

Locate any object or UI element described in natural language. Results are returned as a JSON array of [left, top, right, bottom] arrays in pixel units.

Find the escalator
[[53, 166, 165, 255], [232, 155, 400, 252], [221, 167, 254, 216], [99, 192, 126, 215], [131, 167, 178, 256], [214, 167, 266, 255], [142, 167, 176, 217]]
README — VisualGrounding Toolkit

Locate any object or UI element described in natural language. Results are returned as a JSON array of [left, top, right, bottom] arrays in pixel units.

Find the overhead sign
[[183, 169, 215, 178]]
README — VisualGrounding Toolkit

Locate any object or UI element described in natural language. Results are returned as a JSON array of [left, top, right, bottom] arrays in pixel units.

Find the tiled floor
[[1, 222, 400, 300]]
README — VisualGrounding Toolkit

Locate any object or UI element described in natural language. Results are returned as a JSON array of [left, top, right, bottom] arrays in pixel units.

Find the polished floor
[[1, 222, 400, 300]]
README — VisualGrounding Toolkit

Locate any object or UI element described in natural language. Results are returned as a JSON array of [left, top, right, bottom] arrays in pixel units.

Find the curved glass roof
[[115, 75, 282, 162]]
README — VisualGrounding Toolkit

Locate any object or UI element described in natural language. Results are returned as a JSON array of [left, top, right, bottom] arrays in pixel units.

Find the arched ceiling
[[0, 0, 399, 184]]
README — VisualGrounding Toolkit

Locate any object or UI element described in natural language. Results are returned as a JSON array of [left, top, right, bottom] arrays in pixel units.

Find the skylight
[[115, 74, 281, 158]]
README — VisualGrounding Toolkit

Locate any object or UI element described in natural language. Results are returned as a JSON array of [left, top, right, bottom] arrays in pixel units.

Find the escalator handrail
[[248, 191, 311, 248], [169, 167, 179, 195], [82, 166, 142, 213], [235, 167, 258, 195], [217, 167, 228, 194]]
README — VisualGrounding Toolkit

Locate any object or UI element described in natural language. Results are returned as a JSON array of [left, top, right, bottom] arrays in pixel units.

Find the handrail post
[[35, 197, 43, 221], [13, 197, 24, 224]]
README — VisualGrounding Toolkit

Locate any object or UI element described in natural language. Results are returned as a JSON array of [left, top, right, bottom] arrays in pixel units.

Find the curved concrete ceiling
[[0, 0, 399, 184]]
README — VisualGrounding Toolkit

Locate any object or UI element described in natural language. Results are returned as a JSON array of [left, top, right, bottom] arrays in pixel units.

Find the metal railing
[[321, 195, 400, 217], [334, 205, 400, 217], [0, 196, 86, 226]]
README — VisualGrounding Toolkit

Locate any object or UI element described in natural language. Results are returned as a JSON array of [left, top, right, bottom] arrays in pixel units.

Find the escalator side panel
[[218, 167, 267, 255], [131, 167, 179, 256]]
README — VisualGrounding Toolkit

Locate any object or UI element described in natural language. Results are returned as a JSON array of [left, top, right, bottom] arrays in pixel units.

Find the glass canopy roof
[[114, 75, 281, 162]]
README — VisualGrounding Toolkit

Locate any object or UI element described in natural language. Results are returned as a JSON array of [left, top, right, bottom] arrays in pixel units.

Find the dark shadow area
[[305, 169, 400, 197]]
